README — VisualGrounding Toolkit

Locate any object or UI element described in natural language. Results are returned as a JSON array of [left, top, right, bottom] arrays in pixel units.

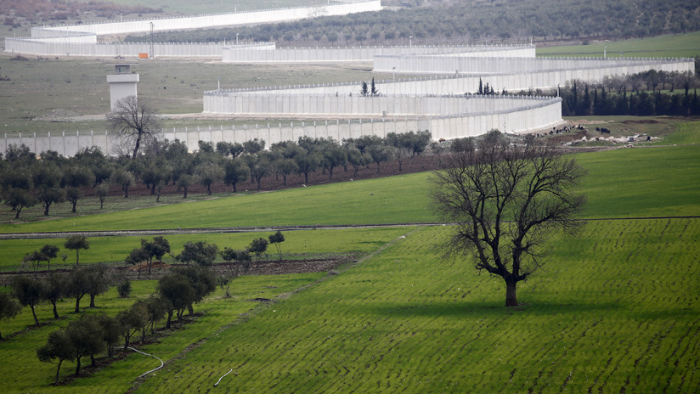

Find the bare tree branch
[[430, 131, 586, 307], [106, 96, 162, 159]]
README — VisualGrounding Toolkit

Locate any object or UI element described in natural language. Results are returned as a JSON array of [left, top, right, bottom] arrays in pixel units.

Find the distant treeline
[[0, 0, 160, 27], [0, 131, 434, 220], [126, 0, 700, 46], [505, 70, 700, 117]]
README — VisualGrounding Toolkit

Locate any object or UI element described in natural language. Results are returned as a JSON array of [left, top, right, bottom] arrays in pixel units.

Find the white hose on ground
[[128, 347, 164, 378], [214, 368, 234, 387]]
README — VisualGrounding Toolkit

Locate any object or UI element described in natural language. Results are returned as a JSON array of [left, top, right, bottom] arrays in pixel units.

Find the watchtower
[[106, 64, 139, 111]]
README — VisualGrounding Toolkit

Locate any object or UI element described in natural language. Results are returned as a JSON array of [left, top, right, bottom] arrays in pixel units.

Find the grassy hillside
[[131, 219, 700, 393], [2, 144, 699, 234]]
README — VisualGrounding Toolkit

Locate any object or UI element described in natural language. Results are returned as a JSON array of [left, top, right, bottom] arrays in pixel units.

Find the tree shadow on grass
[[367, 300, 623, 319]]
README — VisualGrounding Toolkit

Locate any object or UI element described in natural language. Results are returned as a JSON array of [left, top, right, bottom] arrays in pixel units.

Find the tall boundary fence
[[1, 96, 562, 158]]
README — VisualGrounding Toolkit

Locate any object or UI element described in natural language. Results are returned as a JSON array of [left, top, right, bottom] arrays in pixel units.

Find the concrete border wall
[[5, 39, 226, 57], [35, 1, 381, 37], [222, 44, 536, 63], [375, 55, 695, 76], [1, 96, 561, 158], [203, 93, 555, 117], [5, 1, 381, 57]]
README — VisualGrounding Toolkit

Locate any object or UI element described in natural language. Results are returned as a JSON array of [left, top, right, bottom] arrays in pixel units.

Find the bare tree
[[429, 131, 586, 307], [106, 95, 161, 159]]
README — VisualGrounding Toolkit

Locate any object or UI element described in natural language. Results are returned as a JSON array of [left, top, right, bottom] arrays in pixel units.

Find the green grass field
[[0, 143, 698, 392], [128, 219, 699, 393], [0, 272, 329, 393], [537, 30, 700, 58], [2, 143, 699, 235]]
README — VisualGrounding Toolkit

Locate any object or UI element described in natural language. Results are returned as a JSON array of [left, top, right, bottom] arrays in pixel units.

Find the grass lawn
[[537, 30, 700, 58]]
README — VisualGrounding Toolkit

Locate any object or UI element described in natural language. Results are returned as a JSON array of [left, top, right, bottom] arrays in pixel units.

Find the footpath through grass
[[132, 219, 700, 393], [2, 143, 699, 235]]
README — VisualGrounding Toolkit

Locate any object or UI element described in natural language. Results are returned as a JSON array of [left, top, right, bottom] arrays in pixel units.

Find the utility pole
[[150, 22, 154, 59]]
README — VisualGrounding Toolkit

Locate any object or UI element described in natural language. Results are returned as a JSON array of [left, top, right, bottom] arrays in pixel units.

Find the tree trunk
[[75, 295, 82, 313], [75, 356, 81, 376], [91, 353, 97, 367], [89, 294, 96, 308], [232, 183, 237, 193], [54, 359, 63, 385], [71, 201, 77, 213], [30, 304, 39, 326], [76, 251, 80, 265], [207, 184, 212, 195], [132, 133, 142, 160], [14, 207, 22, 219], [166, 311, 173, 328], [44, 202, 50, 216], [505, 280, 518, 307], [100, 199, 104, 209], [52, 300, 60, 319]]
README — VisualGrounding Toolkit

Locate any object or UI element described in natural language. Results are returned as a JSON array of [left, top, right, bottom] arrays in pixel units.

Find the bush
[[117, 279, 132, 298]]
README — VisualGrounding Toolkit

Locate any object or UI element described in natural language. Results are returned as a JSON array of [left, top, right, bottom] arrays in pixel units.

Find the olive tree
[[12, 276, 44, 326], [248, 237, 268, 260], [64, 235, 89, 265], [37, 330, 75, 385], [177, 241, 218, 267], [268, 231, 285, 261], [0, 292, 22, 339]]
